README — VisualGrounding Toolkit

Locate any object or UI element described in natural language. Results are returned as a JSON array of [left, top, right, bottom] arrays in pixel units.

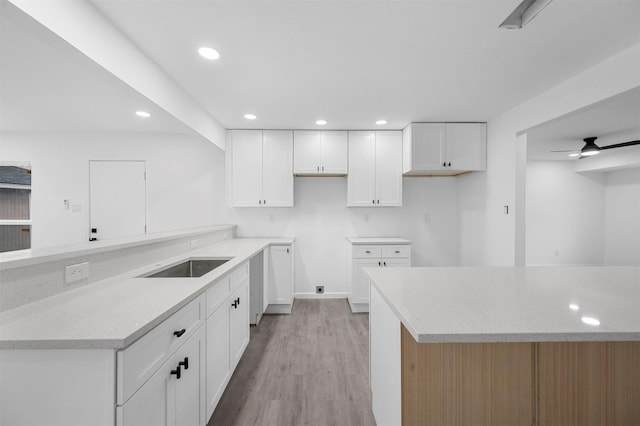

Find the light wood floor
[[208, 299, 377, 426]]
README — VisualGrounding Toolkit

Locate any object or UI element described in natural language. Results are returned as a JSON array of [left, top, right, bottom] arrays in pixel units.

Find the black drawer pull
[[173, 328, 186, 338], [232, 300, 238, 309], [171, 365, 181, 379], [179, 357, 189, 370]]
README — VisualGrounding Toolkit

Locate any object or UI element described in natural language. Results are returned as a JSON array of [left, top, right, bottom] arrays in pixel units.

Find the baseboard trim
[[294, 292, 348, 300]]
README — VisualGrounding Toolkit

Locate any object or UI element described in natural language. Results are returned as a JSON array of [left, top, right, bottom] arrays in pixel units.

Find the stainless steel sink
[[140, 258, 232, 278]]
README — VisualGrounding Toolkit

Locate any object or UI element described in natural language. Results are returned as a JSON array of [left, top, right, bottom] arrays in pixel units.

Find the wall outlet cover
[[65, 262, 90, 284]]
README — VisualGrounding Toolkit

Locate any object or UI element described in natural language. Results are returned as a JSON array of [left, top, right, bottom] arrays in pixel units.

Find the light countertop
[[0, 237, 293, 350], [366, 266, 640, 343], [346, 237, 412, 245]]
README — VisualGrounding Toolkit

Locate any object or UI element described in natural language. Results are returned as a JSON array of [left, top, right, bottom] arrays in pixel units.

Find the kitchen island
[[0, 235, 293, 426], [367, 266, 640, 426]]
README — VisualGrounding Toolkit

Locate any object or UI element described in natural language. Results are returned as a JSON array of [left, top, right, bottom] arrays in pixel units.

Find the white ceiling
[[0, 1, 192, 134], [526, 87, 640, 160], [89, 0, 640, 130]]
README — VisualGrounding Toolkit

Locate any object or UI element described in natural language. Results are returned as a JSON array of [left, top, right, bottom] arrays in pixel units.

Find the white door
[[205, 305, 230, 419], [293, 130, 321, 174], [446, 123, 486, 171], [268, 245, 292, 304], [321, 131, 348, 174], [230, 130, 263, 207], [347, 131, 376, 206], [352, 259, 380, 303], [412, 123, 446, 170], [262, 130, 293, 207], [89, 161, 146, 242], [375, 131, 403, 206], [174, 326, 205, 426], [229, 283, 249, 369]]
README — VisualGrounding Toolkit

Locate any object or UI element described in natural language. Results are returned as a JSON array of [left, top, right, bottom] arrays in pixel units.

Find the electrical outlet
[[423, 213, 431, 223], [65, 262, 90, 284], [190, 239, 198, 249], [316, 285, 324, 294]]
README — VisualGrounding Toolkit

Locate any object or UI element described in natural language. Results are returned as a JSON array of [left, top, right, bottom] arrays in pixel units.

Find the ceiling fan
[[551, 137, 640, 158]]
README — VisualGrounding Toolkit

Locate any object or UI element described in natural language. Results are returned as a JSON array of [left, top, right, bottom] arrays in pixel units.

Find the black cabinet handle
[[448, 162, 451, 167], [378, 261, 381, 266], [171, 365, 181, 379], [365, 250, 371, 254], [236, 297, 240, 305], [372, 200, 375, 204], [443, 162, 446, 167], [395, 250, 400, 253], [259, 200, 262, 204], [317, 166, 320, 172], [179, 357, 189, 370], [383, 261, 387, 266], [377, 200, 380, 204], [322, 166, 325, 172], [286, 248, 289, 253], [263, 200, 266, 204], [173, 328, 186, 338], [232, 300, 238, 309]]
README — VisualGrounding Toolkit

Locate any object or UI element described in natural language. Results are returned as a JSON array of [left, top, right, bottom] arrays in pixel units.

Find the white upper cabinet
[[347, 131, 402, 207], [230, 129, 293, 207], [293, 130, 348, 175], [403, 123, 486, 176]]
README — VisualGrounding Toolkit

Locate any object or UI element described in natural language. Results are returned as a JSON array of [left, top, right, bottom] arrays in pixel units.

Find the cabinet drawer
[[117, 293, 205, 405], [206, 275, 230, 318], [231, 261, 250, 292], [353, 246, 382, 259], [382, 245, 411, 258]]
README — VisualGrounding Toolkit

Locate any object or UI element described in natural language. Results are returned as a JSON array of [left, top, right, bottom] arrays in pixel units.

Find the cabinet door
[[229, 283, 250, 370], [347, 131, 376, 206], [352, 258, 380, 304], [268, 245, 293, 305], [293, 130, 322, 174], [375, 131, 403, 206], [118, 358, 169, 426], [173, 325, 206, 426], [321, 131, 348, 174], [231, 130, 263, 207], [262, 130, 293, 206], [445, 123, 486, 171], [205, 304, 230, 419], [410, 123, 446, 170]]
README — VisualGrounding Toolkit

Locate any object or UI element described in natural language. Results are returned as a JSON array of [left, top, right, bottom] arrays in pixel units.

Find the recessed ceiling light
[[315, 120, 327, 126], [581, 316, 600, 326], [376, 120, 388, 125], [135, 111, 151, 118], [244, 114, 257, 120], [568, 153, 580, 157], [198, 47, 220, 60]]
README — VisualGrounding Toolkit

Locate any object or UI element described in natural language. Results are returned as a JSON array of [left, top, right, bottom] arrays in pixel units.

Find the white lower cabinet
[[229, 283, 250, 369], [117, 324, 206, 426], [346, 239, 411, 313]]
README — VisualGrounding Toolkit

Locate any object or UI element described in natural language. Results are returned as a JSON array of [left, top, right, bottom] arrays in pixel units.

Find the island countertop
[[366, 266, 640, 343], [0, 237, 293, 350]]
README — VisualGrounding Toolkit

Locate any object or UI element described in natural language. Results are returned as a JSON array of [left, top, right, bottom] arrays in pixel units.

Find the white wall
[[212, 158, 460, 296], [526, 161, 605, 266], [458, 43, 640, 266], [605, 167, 640, 266], [0, 132, 222, 249]]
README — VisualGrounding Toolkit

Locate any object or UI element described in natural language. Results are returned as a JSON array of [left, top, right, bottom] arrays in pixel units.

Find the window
[[0, 162, 31, 253]]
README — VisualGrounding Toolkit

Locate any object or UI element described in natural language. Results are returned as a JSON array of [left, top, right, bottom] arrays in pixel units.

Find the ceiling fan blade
[[599, 140, 640, 150]]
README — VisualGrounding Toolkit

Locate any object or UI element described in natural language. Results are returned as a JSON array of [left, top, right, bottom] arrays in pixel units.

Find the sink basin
[[141, 258, 232, 278]]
